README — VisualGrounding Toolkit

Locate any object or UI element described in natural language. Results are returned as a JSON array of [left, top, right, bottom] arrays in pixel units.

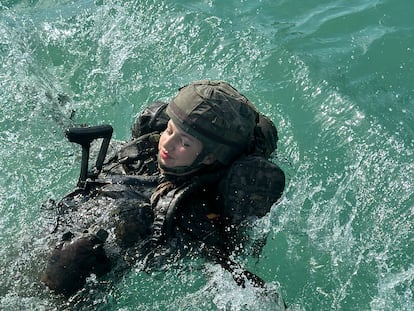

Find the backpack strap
[[150, 181, 191, 245], [150, 171, 224, 245]]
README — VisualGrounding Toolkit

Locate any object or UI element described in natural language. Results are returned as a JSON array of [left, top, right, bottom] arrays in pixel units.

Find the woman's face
[[158, 120, 204, 169]]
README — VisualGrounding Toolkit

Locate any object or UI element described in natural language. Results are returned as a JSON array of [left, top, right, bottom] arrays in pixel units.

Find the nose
[[163, 132, 177, 152]]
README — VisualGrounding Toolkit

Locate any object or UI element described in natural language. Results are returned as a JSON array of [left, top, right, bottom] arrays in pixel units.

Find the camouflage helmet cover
[[166, 80, 258, 165]]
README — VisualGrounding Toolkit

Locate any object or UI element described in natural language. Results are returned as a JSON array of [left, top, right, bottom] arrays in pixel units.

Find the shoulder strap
[[150, 172, 223, 245], [150, 180, 194, 245]]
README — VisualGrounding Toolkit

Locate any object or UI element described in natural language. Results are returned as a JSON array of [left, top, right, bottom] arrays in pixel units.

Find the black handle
[[65, 125, 113, 188], [66, 125, 113, 147]]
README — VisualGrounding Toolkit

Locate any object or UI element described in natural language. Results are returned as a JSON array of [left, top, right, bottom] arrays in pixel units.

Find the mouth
[[160, 149, 172, 161]]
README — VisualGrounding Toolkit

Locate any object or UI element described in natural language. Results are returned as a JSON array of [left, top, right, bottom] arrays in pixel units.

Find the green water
[[1, 0, 413, 310]]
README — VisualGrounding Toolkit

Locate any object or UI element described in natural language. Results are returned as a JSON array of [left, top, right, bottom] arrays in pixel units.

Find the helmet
[[166, 80, 258, 165]]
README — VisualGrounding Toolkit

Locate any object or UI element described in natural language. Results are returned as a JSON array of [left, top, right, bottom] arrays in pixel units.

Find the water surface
[[1, 0, 413, 310]]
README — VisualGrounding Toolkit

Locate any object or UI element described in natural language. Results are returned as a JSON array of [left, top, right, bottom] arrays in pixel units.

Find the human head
[[158, 119, 215, 173], [158, 80, 258, 175]]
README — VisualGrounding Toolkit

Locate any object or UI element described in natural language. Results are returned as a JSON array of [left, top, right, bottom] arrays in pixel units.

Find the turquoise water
[[1, 0, 413, 310]]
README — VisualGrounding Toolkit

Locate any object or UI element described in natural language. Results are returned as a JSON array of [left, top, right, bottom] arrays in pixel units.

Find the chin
[[160, 159, 175, 168]]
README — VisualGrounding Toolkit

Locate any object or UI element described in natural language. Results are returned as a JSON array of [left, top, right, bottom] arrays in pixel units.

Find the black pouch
[[218, 155, 285, 225], [131, 101, 169, 138]]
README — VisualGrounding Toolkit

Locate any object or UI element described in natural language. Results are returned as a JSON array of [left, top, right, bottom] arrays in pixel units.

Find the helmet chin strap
[[157, 150, 210, 177]]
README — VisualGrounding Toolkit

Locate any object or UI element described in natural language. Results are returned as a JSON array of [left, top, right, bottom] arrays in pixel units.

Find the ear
[[201, 154, 216, 165]]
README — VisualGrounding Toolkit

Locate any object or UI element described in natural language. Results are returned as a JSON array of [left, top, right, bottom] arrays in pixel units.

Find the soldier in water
[[41, 80, 285, 298]]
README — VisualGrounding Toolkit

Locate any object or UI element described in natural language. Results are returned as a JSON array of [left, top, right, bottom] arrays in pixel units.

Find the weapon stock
[[65, 125, 113, 188]]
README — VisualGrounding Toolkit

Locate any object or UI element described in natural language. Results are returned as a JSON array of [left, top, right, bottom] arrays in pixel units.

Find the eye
[[181, 140, 191, 147]]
